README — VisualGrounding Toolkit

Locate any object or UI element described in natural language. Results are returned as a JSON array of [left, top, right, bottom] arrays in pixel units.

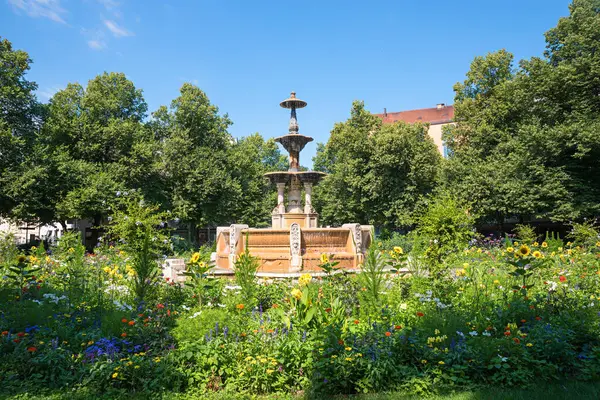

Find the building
[[374, 103, 455, 157]]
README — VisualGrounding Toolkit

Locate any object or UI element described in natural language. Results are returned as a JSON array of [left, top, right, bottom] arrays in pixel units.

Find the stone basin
[[215, 224, 373, 274]]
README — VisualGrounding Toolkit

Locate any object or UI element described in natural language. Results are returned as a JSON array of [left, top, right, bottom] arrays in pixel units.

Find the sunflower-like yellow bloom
[[291, 288, 302, 300], [393, 246, 403, 254], [320, 254, 329, 264], [518, 245, 531, 257], [298, 273, 312, 286], [532, 251, 543, 259], [190, 252, 200, 264]]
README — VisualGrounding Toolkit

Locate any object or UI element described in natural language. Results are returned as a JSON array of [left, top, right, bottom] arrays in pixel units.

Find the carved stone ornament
[[290, 223, 301, 256]]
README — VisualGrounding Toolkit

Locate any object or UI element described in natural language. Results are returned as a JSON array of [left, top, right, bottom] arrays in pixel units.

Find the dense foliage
[[2, 211, 600, 397], [442, 0, 600, 225]]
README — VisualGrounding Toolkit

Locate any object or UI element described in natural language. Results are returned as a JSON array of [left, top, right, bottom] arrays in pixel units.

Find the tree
[[313, 101, 441, 228], [443, 0, 600, 224], [0, 37, 41, 219]]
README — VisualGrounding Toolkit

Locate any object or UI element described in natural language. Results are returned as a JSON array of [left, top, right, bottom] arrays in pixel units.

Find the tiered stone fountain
[[214, 92, 372, 275]]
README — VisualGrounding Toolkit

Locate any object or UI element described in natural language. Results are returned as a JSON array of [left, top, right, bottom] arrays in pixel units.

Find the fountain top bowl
[[280, 91, 307, 109]]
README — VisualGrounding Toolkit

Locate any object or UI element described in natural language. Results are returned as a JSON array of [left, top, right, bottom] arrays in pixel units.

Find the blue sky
[[2, 0, 571, 166]]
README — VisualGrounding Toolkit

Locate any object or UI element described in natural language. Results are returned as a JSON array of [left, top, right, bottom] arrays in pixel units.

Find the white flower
[[400, 303, 408, 310], [497, 354, 508, 362], [482, 331, 491, 337], [469, 331, 478, 336], [189, 311, 202, 319], [456, 331, 465, 337]]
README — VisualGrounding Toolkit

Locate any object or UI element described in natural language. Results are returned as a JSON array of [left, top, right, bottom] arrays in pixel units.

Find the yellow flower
[[551, 252, 556, 257], [103, 267, 111, 273], [567, 249, 572, 255], [463, 263, 469, 268], [533, 242, 539, 247], [532, 251, 543, 259], [507, 247, 514, 253], [596, 241, 600, 248], [526, 343, 533, 347], [541, 242, 548, 248], [298, 273, 312, 287], [438, 361, 445, 365], [112, 372, 118, 379], [393, 246, 403, 254], [514, 242, 519, 246], [190, 252, 200, 264], [320, 254, 329, 264], [345, 346, 352, 351], [266, 369, 275, 374], [518, 245, 531, 257], [291, 288, 302, 300], [456, 269, 466, 277], [345, 357, 353, 362], [567, 241, 572, 246], [421, 359, 428, 364], [493, 280, 500, 285]]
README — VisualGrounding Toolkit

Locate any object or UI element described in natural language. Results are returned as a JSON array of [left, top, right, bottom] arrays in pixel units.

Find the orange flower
[[27, 346, 37, 352], [1, 331, 8, 336], [240, 333, 247, 337], [559, 275, 567, 282], [504, 331, 511, 336], [385, 331, 392, 337], [128, 320, 135, 326], [325, 308, 332, 313], [338, 339, 344, 345], [353, 319, 360, 325], [272, 304, 279, 309], [236, 304, 245, 310], [121, 332, 127, 338], [267, 329, 274, 334], [395, 325, 402, 330], [416, 312, 424, 317], [157, 303, 165, 309], [535, 316, 542, 321], [513, 338, 520, 344], [520, 319, 526, 323]]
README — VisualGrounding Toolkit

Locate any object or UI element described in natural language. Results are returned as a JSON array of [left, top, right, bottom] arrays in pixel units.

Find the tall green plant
[[106, 192, 170, 303], [181, 246, 215, 306], [416, 193, 475, 274], [359, 244, 389, 311], [234, 234, 260, 306]]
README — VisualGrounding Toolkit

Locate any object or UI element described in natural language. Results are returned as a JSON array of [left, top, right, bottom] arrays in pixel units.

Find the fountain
[[214, 92, 373, 275]]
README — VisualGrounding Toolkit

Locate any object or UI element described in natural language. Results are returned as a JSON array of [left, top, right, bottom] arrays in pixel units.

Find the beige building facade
[[374, 103, 455, 156]]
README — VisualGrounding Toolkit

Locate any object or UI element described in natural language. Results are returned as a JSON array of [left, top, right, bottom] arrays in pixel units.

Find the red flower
[[535, 316, 542, 321], [385, 331, 392, 337], [416, 312, 424, 317], [559, 275, 567, 282], [27, 346, 37, 353], [157, 303, 165, 309], [513, 338, 520, 344], [353, 319, 360, 325], [17, 332, 25, 338], [520, 319, 526, 323], [529, 305, 535, 310], [121, 318, 128, 323], [36, 285, 41, 290], [13, 339, 20, 343], [138, 314, 144, 318], [121, 332, 127, 338], [486, 326, 493, 331], [504, 331, 511, 336], [395, 325, 402, 330], [1, 331, 8, 336], [165, 277, 170, 282], [167, 309, 171, 317], [325, 308, 332, 313], [128, 320, 135, 326]]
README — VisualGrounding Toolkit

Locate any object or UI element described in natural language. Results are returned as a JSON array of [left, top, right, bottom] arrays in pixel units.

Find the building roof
[[374, 104, 454, 125]]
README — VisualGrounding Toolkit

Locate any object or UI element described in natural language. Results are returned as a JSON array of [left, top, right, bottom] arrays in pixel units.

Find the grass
[[2, 381, 600, 400]]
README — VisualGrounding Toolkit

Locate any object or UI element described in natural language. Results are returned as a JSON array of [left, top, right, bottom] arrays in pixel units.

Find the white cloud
[[88, 40, 107, 50], [38, 85, 63, 101], [97, 0, 119, 10], [103, 19, 133, 37], [8, 0, 67, 24]]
